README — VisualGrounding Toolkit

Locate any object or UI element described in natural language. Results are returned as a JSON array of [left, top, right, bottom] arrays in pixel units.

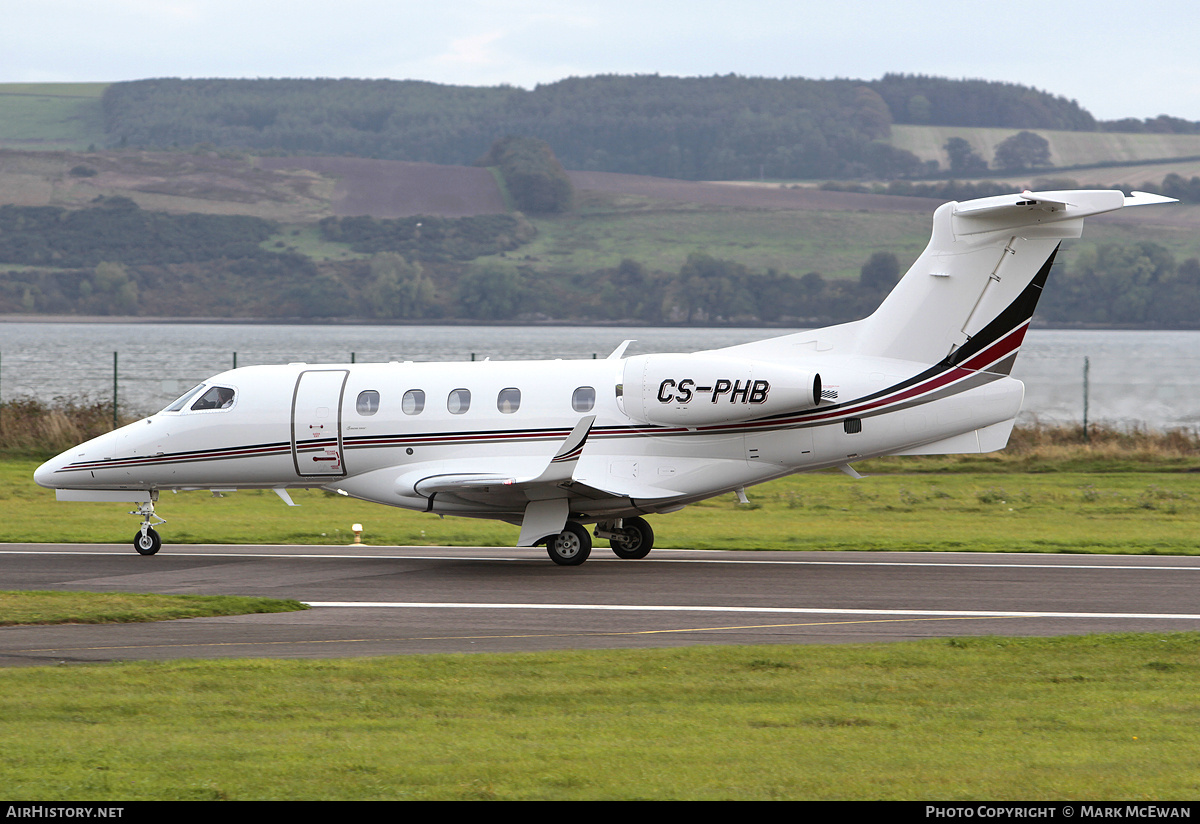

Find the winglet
[[552, 415, 595, 464], [533, 416, 595, 485], [607, 340, 635, 359]]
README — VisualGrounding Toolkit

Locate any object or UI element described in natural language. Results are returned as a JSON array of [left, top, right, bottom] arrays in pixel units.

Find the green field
[[525, 197, 933, 280], [6, 449, 1200, 799], [1, 636, 1198, 799], [890, 124, 1200, 172], [520, 195, 1200, 283], [0, 83, 108, 150]]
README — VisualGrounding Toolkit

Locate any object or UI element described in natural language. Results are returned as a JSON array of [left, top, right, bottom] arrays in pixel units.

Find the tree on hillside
[[860, 251, 901, 293], [478, 136, 573, 214], [90, 261, 139, 315], [992, 131, 1052, 171], [943, 137, 988, 175], [456, 264, 525, 319], [365, 252, 434, 319], [1038, 242, 1174, 324]]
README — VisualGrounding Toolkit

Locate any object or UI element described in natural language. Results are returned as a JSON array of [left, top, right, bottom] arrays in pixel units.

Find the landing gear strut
[[594, 517, 655, 559], [130, 496, 165, 556]]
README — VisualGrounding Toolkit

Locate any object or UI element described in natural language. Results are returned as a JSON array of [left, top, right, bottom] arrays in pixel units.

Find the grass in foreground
[[1, 635, 1197, 800], [0, 591, 307, 627]]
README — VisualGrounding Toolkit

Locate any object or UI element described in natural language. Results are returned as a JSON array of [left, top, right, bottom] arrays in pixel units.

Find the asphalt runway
[[2, 543, 1199, 666]]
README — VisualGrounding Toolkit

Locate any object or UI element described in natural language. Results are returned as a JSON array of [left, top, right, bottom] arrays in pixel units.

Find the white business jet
[[35, 189, 1174, 564]]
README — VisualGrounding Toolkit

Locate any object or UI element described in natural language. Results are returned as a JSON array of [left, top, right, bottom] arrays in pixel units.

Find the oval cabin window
[[356, 390, 380, 416], [572, 386, 596, 412], [447, 388, 471, 414], [497, 387, 521, 413], [402, 389, 425, 415]]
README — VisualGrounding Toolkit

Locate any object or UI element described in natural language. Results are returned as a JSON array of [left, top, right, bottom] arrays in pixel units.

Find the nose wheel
[[130, 498, 166, 556], [134, 527, 162, 555]]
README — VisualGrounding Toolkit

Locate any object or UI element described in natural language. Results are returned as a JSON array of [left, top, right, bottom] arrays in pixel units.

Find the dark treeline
[[4, 235, 1199, 328], [0, 196, 276, 267], [318, 213, 536, 260], [100, 74, 1155, 182], [3, 197, 1198, 327], [873, 74, 1097, 130]]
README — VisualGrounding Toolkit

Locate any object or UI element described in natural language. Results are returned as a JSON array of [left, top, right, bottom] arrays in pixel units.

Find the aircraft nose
[[34, 453, 67, 489]]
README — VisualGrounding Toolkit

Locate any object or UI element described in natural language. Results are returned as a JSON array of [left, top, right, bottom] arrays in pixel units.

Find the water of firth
[[1, 323, 1197, 430]]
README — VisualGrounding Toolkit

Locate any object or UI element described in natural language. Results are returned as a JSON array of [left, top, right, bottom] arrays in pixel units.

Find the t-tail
[[854, 189, 1175, 369], [728, 190, 1175, 373], [717, 189, 1176, 458]]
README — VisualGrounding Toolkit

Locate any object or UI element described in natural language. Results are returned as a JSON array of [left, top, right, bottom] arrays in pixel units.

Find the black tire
[[609, 516, 654, 559], [133, 528, 162, 556], [546, 522, 591, 566]]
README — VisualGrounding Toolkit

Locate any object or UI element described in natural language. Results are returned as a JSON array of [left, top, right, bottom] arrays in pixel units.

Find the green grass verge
[[5, 459, 1200, 554], [0, 591, 307, 627], [1, 635, 1197, 799]]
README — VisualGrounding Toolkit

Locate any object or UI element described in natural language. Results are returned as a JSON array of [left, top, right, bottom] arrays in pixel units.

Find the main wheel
[[133, 527, 162, 556], [546, 522, 592, 566], [609, 516, 654, 559]]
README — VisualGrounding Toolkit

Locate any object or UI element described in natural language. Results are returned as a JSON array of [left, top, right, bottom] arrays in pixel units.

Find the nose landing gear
[[130, 496, 165, 556]]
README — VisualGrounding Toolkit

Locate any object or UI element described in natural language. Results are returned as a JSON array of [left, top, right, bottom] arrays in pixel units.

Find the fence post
[[1082, 356, 1090, 443]]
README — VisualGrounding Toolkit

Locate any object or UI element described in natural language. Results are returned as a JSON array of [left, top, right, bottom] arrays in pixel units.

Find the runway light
[[352, 523, 363, 545]]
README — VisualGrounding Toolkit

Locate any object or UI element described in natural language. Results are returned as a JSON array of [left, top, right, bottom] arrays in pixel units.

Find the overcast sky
[[3, 0, 1197, 122]]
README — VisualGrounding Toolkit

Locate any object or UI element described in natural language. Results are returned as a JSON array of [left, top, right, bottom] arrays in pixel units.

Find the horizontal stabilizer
[[894, 419, 1017, 456]]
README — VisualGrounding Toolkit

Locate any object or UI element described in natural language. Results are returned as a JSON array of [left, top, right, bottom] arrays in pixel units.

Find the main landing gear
[[130, 498, 165, 556], [543, 517, 656, 566]]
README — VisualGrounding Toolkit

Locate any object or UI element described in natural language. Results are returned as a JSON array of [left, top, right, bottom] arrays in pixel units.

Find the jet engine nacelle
[[621, 353, 822, 427]]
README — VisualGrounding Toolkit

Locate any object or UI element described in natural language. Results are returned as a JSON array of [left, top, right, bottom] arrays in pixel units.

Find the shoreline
[[1, 314, 1197, 332]]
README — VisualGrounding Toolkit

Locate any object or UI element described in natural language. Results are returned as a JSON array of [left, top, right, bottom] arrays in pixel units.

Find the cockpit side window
[[163, 384, 207, 413], [190, 385, 236, 411]]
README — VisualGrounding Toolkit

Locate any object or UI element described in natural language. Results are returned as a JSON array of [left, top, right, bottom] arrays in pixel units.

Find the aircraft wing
[[409, 414, 682, 502], [397, 416, 683, 545]]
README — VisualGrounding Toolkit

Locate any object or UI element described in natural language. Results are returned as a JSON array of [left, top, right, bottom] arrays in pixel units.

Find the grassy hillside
[[891, 124, 1200, 172], [0, 83, 108, 150], [518, 190, 932, 281]]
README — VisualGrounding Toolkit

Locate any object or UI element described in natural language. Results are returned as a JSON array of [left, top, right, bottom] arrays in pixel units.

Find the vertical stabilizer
[[851, 190, 1159, 367]]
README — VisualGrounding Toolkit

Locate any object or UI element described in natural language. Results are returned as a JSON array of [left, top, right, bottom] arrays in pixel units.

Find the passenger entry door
[[291, 369, 349, 477]]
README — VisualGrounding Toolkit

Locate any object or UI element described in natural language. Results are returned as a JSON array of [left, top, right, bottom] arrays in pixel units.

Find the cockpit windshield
[[161, 384, 237, 413], [163, 384, 207, 412]]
